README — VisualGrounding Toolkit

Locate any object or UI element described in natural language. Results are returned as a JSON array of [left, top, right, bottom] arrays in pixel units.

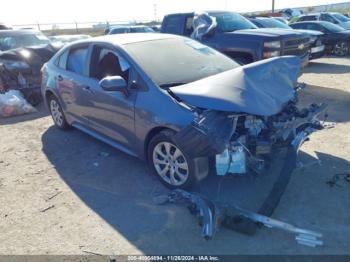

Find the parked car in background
[[0, 23, 12, 30], [105, 25, 154, 35], [150, 25, 161, 32], [0, 29, 51, 51], [161, 11, 310, 66], [49, 34, 91, 48], [248, 17, 325, 59], [290, 21, 350, 56], [274, 17, 289, 24], [295, 12, 350, 30], [0, 30, 58, 105], [41, 33, 325, 189]]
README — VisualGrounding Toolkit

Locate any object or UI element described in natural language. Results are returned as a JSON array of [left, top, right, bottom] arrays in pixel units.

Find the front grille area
[[282, 37, 310, 57]]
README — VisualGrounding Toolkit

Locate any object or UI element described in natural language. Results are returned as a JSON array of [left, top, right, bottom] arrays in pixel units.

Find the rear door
[[55, 43, 92, 125], [82, 44, 137, 148]]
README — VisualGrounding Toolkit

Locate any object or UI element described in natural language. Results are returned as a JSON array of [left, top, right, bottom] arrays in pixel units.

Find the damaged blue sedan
[[41, 33, 326, 189]]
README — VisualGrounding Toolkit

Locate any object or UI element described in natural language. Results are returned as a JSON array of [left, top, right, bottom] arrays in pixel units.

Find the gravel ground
[[0, 57, 349, 255]]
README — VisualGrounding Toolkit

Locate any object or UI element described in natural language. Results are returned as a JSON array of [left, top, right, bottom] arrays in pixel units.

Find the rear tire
[[48, 95, 70, 130], [147, 130, 198, 189]]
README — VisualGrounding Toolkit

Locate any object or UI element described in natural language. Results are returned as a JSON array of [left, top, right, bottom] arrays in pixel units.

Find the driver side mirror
[[99, 76, 128, 94]]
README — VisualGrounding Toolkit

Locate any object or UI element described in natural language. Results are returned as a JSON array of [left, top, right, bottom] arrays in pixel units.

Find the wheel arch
[[143, 126, 177, 162]]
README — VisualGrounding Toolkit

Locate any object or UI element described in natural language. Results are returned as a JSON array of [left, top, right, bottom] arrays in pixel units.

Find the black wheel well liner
[[144, 126, 176, 161], [45, 90, 56, 105]]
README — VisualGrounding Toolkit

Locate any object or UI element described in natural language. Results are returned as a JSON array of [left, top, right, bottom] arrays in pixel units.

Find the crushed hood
[[170, 56, 301, 116]]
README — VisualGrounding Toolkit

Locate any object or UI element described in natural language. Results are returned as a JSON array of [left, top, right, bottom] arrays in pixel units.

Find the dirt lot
[[0, 57, 349, 255]]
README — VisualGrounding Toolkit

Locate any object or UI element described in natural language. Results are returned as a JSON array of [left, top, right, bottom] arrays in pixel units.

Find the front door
[[83, 44, 137, 149]]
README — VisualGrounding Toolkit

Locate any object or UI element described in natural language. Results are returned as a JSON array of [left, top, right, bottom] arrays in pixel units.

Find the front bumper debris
[[154, 127, 324, 247]]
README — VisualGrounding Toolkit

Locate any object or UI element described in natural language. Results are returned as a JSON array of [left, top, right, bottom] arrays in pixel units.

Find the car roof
[[292, 21, 326, 24], [83, 33, 180, 46], [110, 25, 150, 29], [0, 29, 42, 35]]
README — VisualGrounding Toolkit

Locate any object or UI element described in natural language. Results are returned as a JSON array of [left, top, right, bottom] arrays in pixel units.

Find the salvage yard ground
[[0, 57, 349, 255]]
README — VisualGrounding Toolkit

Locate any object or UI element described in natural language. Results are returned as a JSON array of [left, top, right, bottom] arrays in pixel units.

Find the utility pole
[[153, 4, 158, 21], [272, 0, 275, 13]]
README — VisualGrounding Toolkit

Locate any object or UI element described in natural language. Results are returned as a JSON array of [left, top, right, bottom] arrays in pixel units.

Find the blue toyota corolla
[[41, 33, 326, 189]]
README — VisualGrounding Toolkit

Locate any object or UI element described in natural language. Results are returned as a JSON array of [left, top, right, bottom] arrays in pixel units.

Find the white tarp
[[191, 12, 217, 40]]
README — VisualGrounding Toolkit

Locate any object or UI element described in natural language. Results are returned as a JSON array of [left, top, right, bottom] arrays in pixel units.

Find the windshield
[[210, 12, 257, 32], [321, 21, 345, 32], [332, 13, 350, 23], [258, 18, 292, 29], [0, 32, 50, 51], [125, 38, 239, 87]]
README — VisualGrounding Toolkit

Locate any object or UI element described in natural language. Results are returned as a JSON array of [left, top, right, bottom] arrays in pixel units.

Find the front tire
[[333, 41, 349, 56], [148, 130, 197, 189], [48, 96, 70, 130]]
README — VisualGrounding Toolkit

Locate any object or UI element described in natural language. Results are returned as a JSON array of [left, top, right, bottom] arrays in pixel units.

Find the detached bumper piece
[[155, 127, 324, 247], [155, 188, 323, 247]]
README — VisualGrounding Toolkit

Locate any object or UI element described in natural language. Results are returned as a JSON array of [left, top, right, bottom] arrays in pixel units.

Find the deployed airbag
[[170, 56, 301, 116]]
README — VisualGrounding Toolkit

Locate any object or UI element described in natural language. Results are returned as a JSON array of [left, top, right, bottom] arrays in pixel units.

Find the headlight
[[309, 36, 317, 43], [264, 41, 281, 48], [263, 51, 280, 58]]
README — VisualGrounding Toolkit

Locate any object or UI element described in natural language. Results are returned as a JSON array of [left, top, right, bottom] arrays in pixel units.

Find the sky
[[1, 0, 348, 25]]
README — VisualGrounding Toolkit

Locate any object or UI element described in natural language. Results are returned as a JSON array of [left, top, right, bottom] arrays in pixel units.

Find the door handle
[[83, 86, 94, 93], [57, 75, 63, 81]]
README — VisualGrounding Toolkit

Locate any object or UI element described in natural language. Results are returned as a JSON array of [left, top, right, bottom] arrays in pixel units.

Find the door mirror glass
[[99, 76, 127, 92]]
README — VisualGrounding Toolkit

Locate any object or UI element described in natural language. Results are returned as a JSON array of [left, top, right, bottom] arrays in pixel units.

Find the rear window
[[162, 16, 184, 35], [66, 47, 89, 75]]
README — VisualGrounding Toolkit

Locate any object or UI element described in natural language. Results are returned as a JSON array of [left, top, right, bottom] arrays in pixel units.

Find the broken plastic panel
[[216, 145, 246, 176]]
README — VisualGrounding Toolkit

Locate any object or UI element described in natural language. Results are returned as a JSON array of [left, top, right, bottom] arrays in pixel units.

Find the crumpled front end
[[0, 45, 58, 106], [174, 101, 327, 177]]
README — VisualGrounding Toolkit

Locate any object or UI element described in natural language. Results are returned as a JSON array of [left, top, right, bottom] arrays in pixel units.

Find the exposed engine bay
[[174, 101, 327, 177], [0, 45, 58, 106]]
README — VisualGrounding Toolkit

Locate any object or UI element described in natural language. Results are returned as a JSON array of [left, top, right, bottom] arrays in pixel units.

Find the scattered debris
[[326, 172, 350, 187], [0, 90, 36, 117], [155, 189, 323, 247], [40, 205, 55, 213], [46, 191, 62, 201], [82, 250, 104, 256]]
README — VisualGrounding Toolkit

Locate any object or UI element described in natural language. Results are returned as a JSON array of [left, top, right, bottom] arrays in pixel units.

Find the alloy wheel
[[50, 99, 64, 127], [334, 42, 349, 56], [152, 142, 189, 186]]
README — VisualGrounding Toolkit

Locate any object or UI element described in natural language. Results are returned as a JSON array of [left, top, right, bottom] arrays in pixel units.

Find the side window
[[184, 17, 194, 36], [89, 46, 130, 82], [300, 16, 317, 21], [54, 50, 68, 69], [306, 23, 323, 32], [66, 46, 89, 75], [321, 14, 336, 23]]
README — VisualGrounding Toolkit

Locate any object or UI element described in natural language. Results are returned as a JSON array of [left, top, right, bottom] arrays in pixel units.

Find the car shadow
[[41, 125, 350, 254], [305, 60, 350, 74], [0, 103, 49, 125], [298, 84, 350, 123]]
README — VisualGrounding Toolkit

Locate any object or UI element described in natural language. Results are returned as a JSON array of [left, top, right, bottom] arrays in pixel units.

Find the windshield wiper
[[159, 82, 186, 89]]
